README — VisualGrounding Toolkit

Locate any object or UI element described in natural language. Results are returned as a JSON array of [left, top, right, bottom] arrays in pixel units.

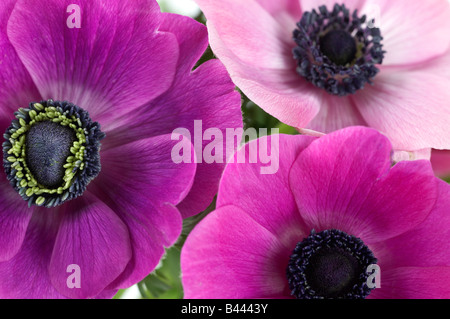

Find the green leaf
[[138, 246, 184, 299]]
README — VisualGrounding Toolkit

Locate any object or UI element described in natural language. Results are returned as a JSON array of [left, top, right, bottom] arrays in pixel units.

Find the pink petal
[[208, 22, 321, 129], [255, 0, 301, 34], [371, 179, 450, 270], [368, 267, 450, 299], [196, 0, 294, 70], [0, 171, 33, 262], [181, 205, 291, 299], [256, 0, 301, 18], [289, 127, 437, 243], [49, 192, 132, 299], [90, 134, 195, 287], [300, 0, 368, 13], [306, 94, 367, 133], [0, 207, 64, 299], [217, 134, 315, 249], [359, 0, 450, 66], [352, 68, 450, 150], [7, 0, 179, 129]]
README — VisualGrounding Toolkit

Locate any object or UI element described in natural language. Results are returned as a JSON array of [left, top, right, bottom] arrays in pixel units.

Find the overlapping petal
[[217, 134, 314, 248], [182, 127, 449, 299], [49, 192, 132, 299], [89, 134, 196, 288], [289, 127, 437, 243], [103, 14, 242, 218]]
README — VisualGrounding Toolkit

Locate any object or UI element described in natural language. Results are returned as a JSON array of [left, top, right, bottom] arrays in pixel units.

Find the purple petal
[[159, 12, 208, 75], [107, 202, 183, 289], [49, 192, 132, 299], [102, 18, 242, 218], [0, 171, 33, 262], [0, 0, 41, 131], [0, 207, 64, 299], [7, 0, 179, 129], [99, 134, 196, 207], [89, 134, 195, 287], [101, 14, 242, 218]]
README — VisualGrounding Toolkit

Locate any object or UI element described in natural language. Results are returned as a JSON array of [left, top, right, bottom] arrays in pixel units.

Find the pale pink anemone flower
[[181, 127, 450, 299], [195, 0, 450, 153]]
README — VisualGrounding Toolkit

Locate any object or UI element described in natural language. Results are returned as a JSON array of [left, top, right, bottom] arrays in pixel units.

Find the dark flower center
[[2, 99, 105, 208], [26, 121, 76, 188], [286, 229, 377, 299], [293, 4, 385, 96], [319, 30, 357, 66]]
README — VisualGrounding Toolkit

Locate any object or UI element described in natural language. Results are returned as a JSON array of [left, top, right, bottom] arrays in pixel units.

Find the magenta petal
[[7, 0, 178, 129], [0, 172, 33, 262], [181, 205, 291, 299], [49, 192, 132, 299], [371, 179, 450, 269], [0, 208, 64, 299], [368, 267, 450, 299], [217, 134, 315, 248], [290, 127, 437, 243], [0, 0, 41, 131]]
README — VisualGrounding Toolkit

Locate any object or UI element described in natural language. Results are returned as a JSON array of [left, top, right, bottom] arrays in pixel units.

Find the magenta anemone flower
[[0, 0, 241, 298], [195, 0, 450, 152], [181, 127, 450, 299]]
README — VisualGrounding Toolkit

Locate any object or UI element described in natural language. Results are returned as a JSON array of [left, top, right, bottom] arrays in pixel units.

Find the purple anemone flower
[[181, 127, 450, 299], [0, 0, 241, 298]]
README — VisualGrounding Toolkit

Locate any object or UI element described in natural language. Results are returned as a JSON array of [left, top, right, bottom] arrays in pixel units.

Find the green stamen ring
[[2, 99, 105, 208]]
